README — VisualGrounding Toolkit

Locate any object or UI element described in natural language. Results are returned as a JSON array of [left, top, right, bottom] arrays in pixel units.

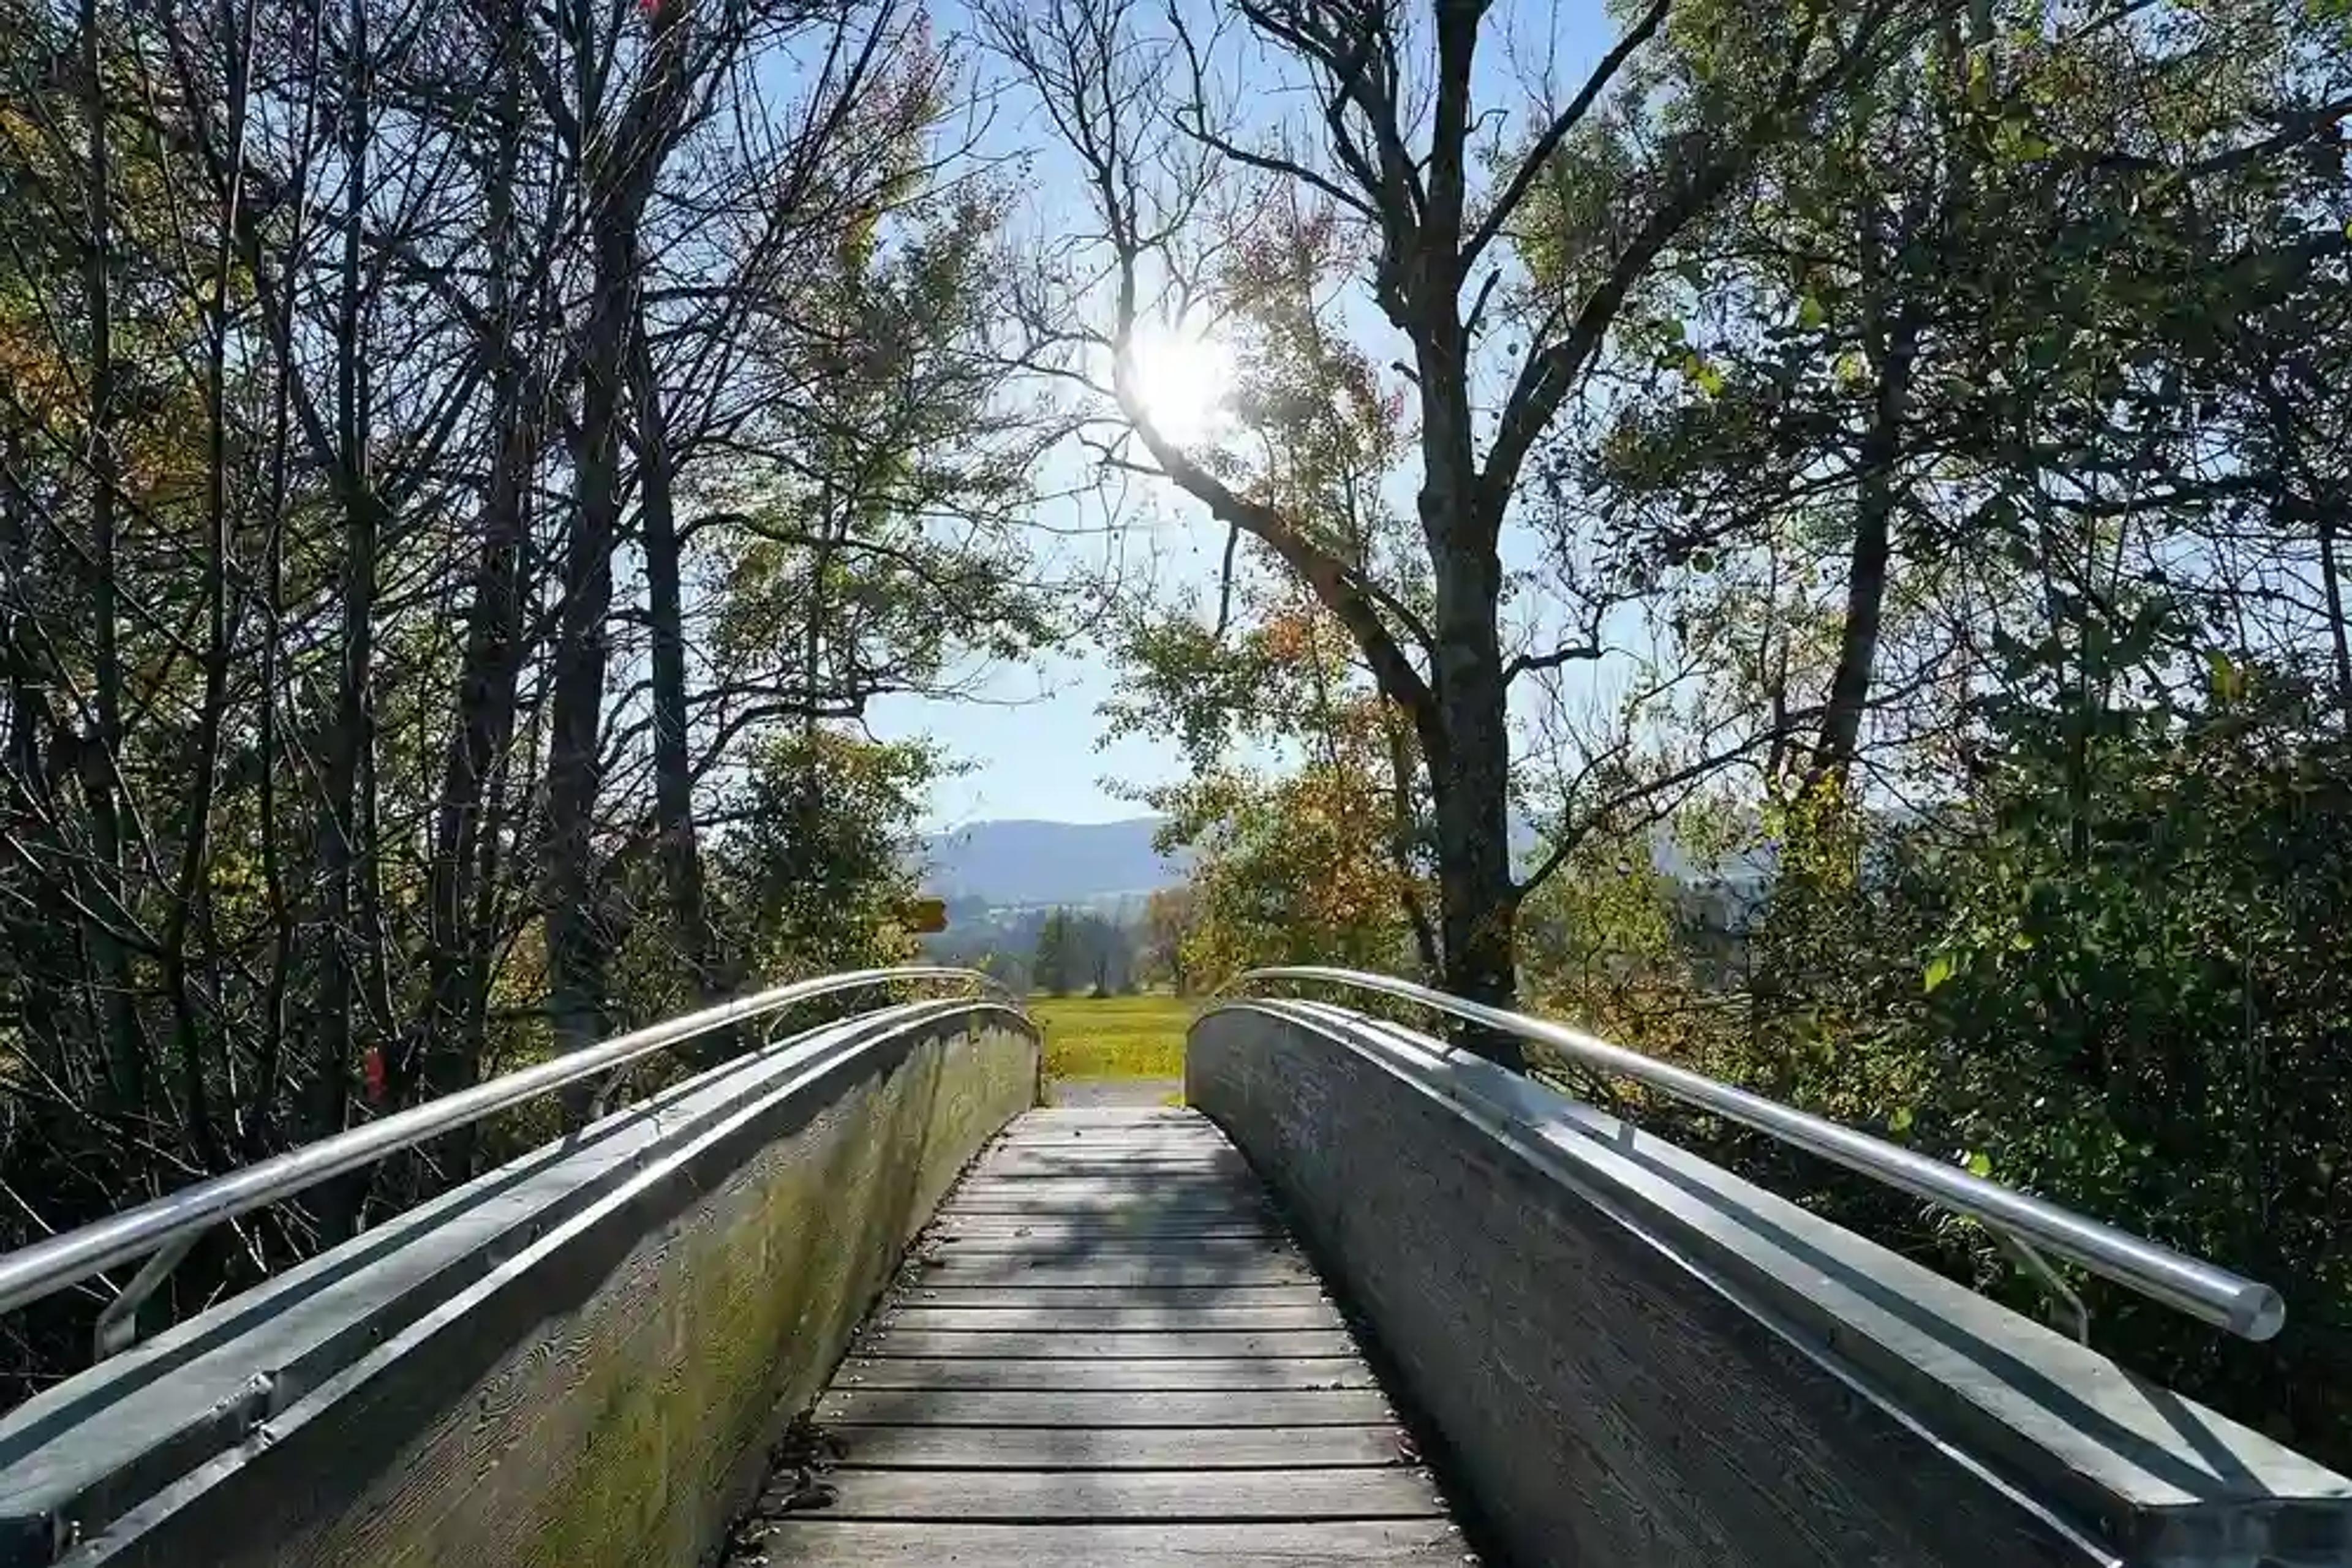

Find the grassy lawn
[[1027, 992, 1194, 1082]]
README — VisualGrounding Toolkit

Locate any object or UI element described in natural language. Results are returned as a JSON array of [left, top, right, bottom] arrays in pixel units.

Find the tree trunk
[[252, 363, 294, 1158], [630, 310, 719, 1001], [312, 0, 376, 1236], [1382, 709, 1441, 979], [546, 214, 628, 1104], [161, 0, 254, 1169], [1419, 377, 1524, 1068], [1425, 584, 1523, 1069], [1809, 230, 1915, 790], [546, 0, 693, 1108], [80, 0, 149, 1114], [426, 40, 531, 1110], [1408, 244, 1524, 1066], [2319, 504, 2352, 732]]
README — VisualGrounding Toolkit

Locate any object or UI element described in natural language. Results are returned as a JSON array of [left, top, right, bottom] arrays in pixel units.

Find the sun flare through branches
[[1123, 323, 1233, 447]]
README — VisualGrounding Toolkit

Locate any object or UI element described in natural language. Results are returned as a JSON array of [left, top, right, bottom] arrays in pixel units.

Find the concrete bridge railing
[[7, 962, 2348, 1568], [0, 988, 1037, 1568], [1188, 993, 2351, 1568]]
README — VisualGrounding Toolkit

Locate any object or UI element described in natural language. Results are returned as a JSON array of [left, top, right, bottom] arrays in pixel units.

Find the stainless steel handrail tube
[[1231, 965, 2285, 1343], [0, 966, 1012, 1321]]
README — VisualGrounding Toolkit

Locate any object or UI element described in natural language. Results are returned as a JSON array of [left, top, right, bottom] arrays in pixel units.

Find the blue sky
[[869, 652, 1184, 827], [869, 0, 1618, 830]]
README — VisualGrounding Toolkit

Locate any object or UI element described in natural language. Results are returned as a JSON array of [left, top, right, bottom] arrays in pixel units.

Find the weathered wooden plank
[[962, 1167, 1254, 1191], [992, 1127, 1227, 1144], [861, 1329, 1357, 1359], [982, 1147, 1233, 1163], [1006, 1123, 1209, 1134], [750, 1520, 1466, 1565], [992, 1131, 1226, 1145], [959, 1170, 1254, 1188], [936, 1204, 1279, 1222], [817, 1388, 1395, 1427], [997, 1112, 1215, 1128], [829, 1424, 1411, 1470], [982, 1132, 1231, 1150], [839, 1357, 1379, 1392], [911, 1256, 1316, 1287], [1016, 1109, 1204, 1123], [974, 1159, 1237, 1174], [891, 1284, 1329, 1309], [982, 1146, 1232, 1164], [924, 1235, 1296, 1259], [973, 1154, 1249, 1175], [949, 1177, 1265, 1204], [997, 1131, 1216, 1140], [784, 1467, 1445, 1522], [931, 1218, 1279, 1246], [947, 1174, 1258, 1196], [967, 1168, 1254, 1188], [1016, 1108, 1207, 1124], [949, 1170, 1257, 1193], [882, 1303, 1344, 1332]]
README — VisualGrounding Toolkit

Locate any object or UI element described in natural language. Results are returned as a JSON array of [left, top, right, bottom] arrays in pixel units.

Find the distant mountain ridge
[[922, 813, 1528, 910], [919, 817, 1189, 908], [918, 812, 1777, 912]]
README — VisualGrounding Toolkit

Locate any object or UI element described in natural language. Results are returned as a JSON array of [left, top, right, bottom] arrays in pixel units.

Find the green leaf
[[1797, 293, 1826, 330], [1924, 952, 1954, 992], [2206, 648, 2244, 701], [1889, 1104, 1915, 1136], [1681, 352, 1725, 396], [1964, 1150, 1993, 1180]]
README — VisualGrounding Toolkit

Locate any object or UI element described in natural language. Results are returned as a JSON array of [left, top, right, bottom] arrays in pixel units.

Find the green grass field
[[1027, 993, 1193, 1082]]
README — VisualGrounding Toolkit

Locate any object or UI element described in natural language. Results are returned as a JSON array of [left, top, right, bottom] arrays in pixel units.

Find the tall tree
[[1032, 907, 1076, 997], [0, 0, 1054, 1390], [984, 0, 1915, 1050]]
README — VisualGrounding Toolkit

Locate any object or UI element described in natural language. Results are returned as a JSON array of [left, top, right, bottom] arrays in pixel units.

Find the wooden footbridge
[[742, 1105, 1461, 1566], [0, 968, 2343, 1567]]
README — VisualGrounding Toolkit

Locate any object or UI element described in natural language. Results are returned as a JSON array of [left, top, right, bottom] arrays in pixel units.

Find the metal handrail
[[0, 966, 1014, 1336], [1229, 965, 2285, 1344]]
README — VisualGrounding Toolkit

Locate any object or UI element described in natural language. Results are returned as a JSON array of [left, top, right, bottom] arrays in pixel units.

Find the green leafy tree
[[1141, 886, 1201, 995], [1032, 908, 1078, 998]]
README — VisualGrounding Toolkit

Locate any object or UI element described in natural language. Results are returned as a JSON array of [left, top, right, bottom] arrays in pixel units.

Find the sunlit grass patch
[[1027, 993, 1193, 1082]]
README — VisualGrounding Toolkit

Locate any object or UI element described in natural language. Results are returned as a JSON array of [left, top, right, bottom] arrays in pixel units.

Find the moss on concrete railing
[[0, 1003, 1038, 1568]]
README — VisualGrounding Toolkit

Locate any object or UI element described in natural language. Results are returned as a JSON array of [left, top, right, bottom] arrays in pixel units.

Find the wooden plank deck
[[734, 1106, 1466, 1566]]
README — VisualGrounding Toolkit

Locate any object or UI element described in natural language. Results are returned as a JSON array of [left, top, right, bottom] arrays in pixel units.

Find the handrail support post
[[1991, 1226, 2090, 1344], [93, 1230, 201, 1362]]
